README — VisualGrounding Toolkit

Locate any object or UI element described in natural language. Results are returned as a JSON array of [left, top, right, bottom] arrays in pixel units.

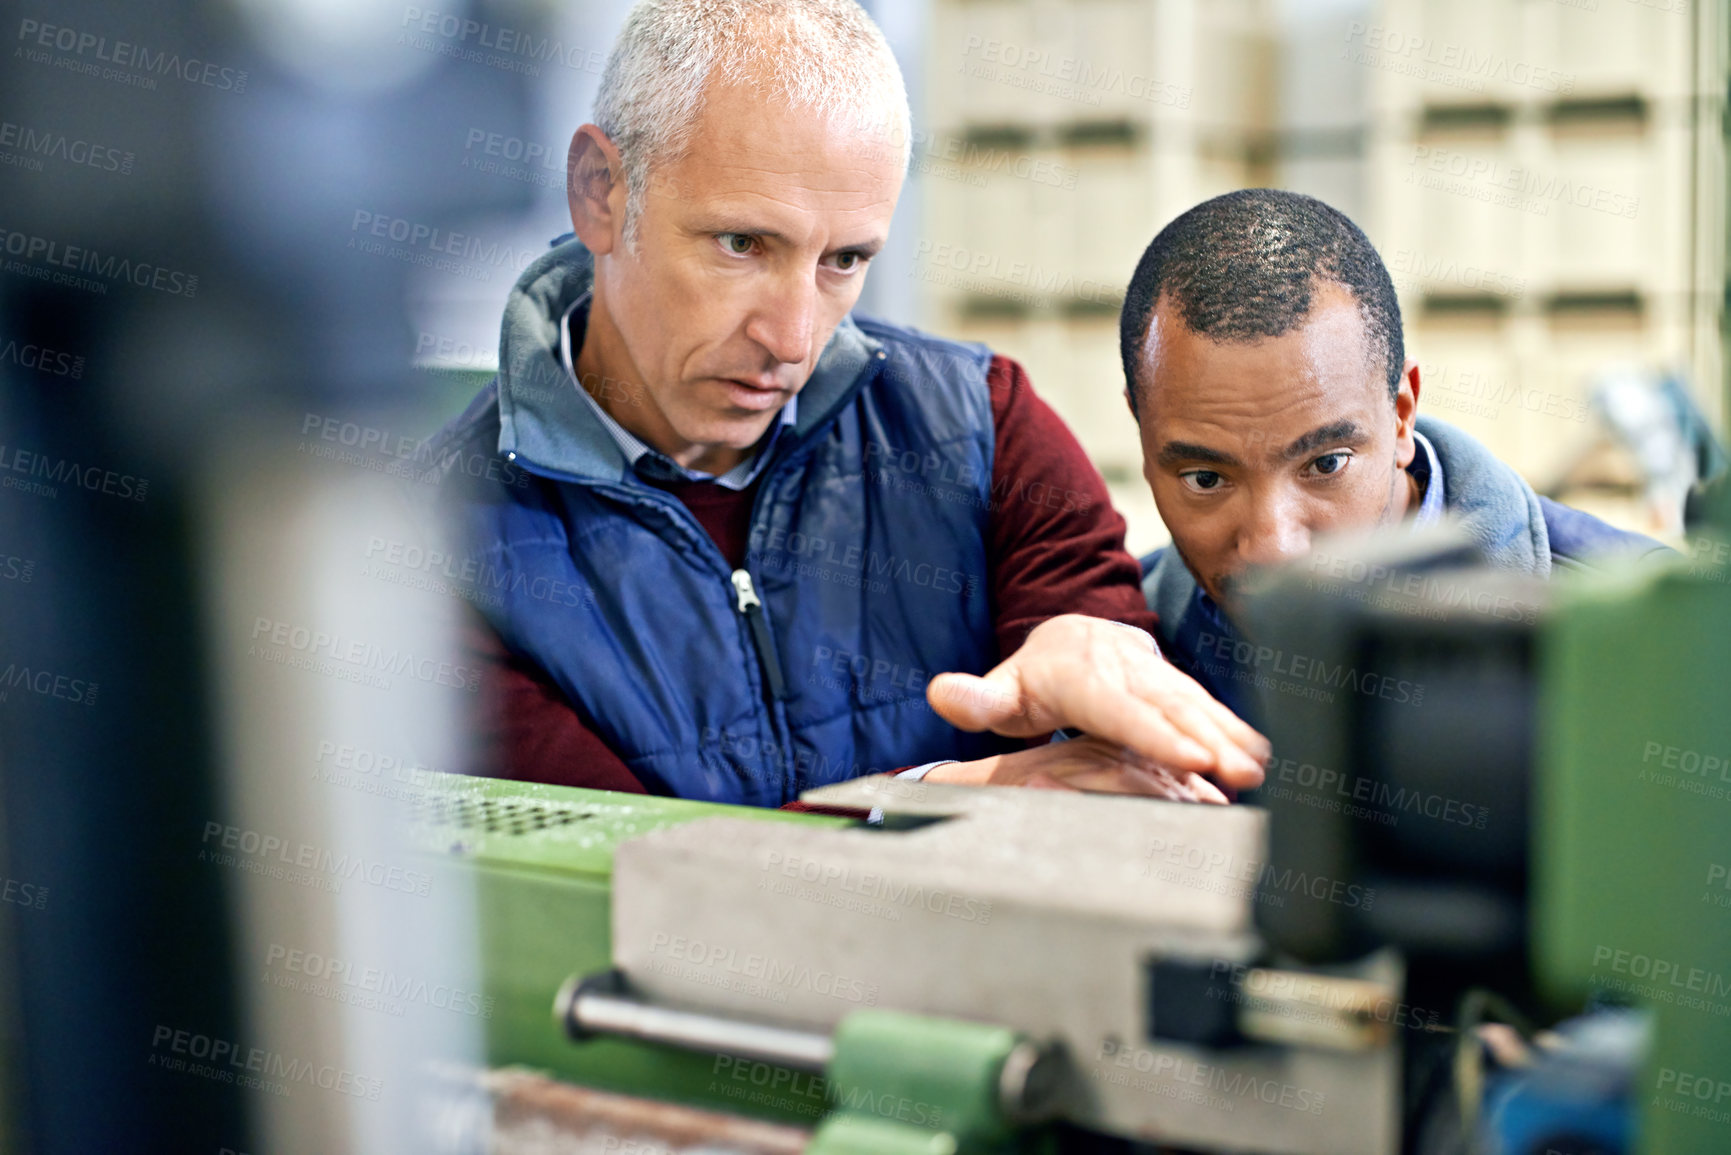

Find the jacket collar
[[494, 238, 883, 483], [1413, 415, 1551, 577]]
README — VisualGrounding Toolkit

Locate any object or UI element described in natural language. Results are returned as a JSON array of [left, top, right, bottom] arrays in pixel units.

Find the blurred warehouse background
[[920, 0, 1717, 547], [917, 0, 1729, 547]]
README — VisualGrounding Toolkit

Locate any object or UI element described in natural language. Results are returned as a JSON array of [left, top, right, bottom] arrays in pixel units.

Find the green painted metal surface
[[408, 777, 1058, 1150], [826, 1011, 1019, 1146], [813, 1010, 1066, 1155], [408, 773, 849, 1124], [1534, 553, 1731, 1153], [808, 1113, 964, 1155]]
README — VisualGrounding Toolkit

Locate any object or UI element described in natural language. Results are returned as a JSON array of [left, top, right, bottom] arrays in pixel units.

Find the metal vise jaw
[[598, 777, 1400, 1155]]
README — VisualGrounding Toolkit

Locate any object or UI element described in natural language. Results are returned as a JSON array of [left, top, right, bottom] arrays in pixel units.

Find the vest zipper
[[730, 569, 788, 701]]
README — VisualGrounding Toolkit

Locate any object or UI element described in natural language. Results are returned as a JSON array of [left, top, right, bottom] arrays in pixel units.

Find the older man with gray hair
[[431, 0, 1268, 806]]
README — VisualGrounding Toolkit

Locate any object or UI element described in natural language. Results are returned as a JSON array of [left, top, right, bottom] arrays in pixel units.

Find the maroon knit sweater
[[461, 355, 1158, 793]]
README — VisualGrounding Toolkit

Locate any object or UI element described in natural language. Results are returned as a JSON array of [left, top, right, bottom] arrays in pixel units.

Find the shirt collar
[[1409, 428, 1445, 527], [558, 295, 794, 491]]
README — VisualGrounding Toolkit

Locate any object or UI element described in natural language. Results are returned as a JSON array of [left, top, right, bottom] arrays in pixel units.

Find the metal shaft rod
[[556, 972, 835, 1072]]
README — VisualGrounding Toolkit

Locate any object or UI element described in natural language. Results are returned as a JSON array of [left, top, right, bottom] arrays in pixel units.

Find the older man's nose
[[746, 274, 817, 366]]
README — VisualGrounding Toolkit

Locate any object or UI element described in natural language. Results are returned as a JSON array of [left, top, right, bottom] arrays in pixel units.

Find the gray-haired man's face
[[572, 80, 905, 474]]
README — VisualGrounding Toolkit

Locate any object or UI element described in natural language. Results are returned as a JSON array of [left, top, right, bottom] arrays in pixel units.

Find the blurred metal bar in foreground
[[460, 1067, 812, 1155]]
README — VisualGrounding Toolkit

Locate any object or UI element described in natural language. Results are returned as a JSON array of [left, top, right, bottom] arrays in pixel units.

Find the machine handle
[[555, 970, 1064, 1125]]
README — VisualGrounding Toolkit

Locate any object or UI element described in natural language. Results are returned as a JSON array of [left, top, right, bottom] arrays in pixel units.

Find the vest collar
[[494, 238, 883, 483]]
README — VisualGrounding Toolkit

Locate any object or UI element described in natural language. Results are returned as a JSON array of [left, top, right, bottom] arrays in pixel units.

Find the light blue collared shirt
[[1409, 429, 1445, 527], [559, 296, 795, 490]]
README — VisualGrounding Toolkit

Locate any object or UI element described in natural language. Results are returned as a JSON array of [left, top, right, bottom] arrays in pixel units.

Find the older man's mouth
[[719, 378, 792, 411]]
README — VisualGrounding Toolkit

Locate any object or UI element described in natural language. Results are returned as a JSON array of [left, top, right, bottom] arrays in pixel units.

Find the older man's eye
[[718, 234, 756, 255], [1180, 470, 1225, 494]]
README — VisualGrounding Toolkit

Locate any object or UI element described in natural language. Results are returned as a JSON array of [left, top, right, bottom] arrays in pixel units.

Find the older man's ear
[[567, 125, 625, 257]]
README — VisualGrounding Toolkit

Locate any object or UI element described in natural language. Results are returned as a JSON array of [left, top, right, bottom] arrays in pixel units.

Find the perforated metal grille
[[412, 795, 597, 836]]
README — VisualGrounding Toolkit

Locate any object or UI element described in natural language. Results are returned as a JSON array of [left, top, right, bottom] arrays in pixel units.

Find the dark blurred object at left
[[0, 1, 541, 1151]]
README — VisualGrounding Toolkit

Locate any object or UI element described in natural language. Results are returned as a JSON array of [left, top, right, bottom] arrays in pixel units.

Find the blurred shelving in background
[[917, 0, 1727, 552]]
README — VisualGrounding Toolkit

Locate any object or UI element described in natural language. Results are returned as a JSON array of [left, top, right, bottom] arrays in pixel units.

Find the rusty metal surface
[[483, 1067, 810, 1155]]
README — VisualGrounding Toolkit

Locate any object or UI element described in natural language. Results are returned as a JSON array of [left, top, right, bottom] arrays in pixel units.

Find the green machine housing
[[408, 782, 1046, 1154]]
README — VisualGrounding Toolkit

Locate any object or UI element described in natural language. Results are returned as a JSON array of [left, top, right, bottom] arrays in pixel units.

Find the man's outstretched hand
[[924, 614, 1269, 795], [922, 736, 1231, 802]]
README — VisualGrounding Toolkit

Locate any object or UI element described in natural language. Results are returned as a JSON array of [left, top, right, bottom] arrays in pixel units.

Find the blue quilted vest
[[431, 240, 1010, 805]]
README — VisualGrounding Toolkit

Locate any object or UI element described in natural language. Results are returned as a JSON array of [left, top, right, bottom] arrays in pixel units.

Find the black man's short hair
[[1119, 189, 1404, 418]]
